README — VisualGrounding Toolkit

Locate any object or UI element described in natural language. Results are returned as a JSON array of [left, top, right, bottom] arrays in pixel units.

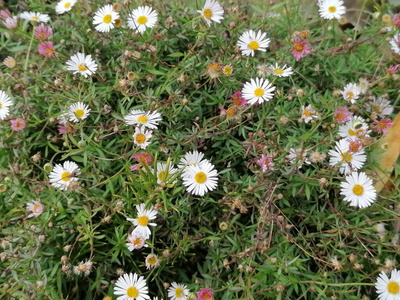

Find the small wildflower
[[292, 38, 311, 61], [10, 118, 26, 131], [38, 41, 55, 58], [340, 83, 360, 104], [0, 90, 12, 120], [168, 282, 189, 300], [347, 138, 363, 153], [133, 127, 153, 149], [367, 97, 394, 117], [26, 200, 44, 218], [255, 154, 274, 173], [386, 64, 400, 75], [318, 0, 346, 20], [127, 203, 157, 240], [124, 109, 162, 129], [55, 0, 77, 15], [19, 11, 51, 23], [287, 148, 311, 169], [68, 102, 90, 123], [334, 106, 352, 123], [330, 256, 342, 270], [49, 161, 80, 191], [328, 139, 366, 175], [3, 56, 16, 68], [230, 91, 247, 107], [309, 151, 326, 164], [390, 33, 400, 55], [197, 0, 224, 27], [66, 52, 98, 78], [340, 171, 377, 208], [0, 9, 11, 20], [130, 152, 154, 171], [242, 77, 275, 105], [393, 13, 400, 28], [126, 232, 148, 251], [269, 63, 293, 77], [374, 118, 393, 134], [145, 254, 160, 269], [301, 104, 319, 123], [205, 62, 221, 79], [237, 30, 270, 56], [182, 160, 218, 196], [197, 288, 214, 300], [73, 260, 93, 276], [338, 116, 370, 139], [3, 17, 18, 29], [114, 273, 149, 300], [127, 6, 158, 34], [34, 24, 53, 40], [375, 269, 400, 299], [222, 64, 233, 76]]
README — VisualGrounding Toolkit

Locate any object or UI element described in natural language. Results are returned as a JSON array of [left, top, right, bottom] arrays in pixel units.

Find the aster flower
[[237, 30, 270, 56], [49, 161, 80, 191], [127, 203, 157, 240], [34, 24, 53, 40], [3, 56, 16, 68], [114, 273, 150, 300], [255, 154, 274, 173], [197, 0, 224, 26], [126, 232, 148, 251], [286, 148, 311, 169], [182, 160, 218, 196], [124, 109, 162, 129], [93, 4, 119, 33], [197, 288, 214, 300], [222, 65, 233, 76], [338, 116, 370, 139], [10, 118, 26, 131], [55, 0, 77, 14], [0, 9, 11, 20], [390, 34, 400, 55], [376, 269, 400, 300], [3, 17, 18, 29], [130, 152, 154, 171], [168, 283, 189, 300], [19, 11, 50, 23], [68, 102, 91, 122], [318, 0, 346, 20], [178, 150, 207, 169], [145, 254, 159, 270], [366, 97, 394, 118], [340, 172, 377, 208], [230, 91, 247, 107], [66, 52, 98, 78], [152, 162, 177, 184], [0, 90, 12, 120], [242, 77, 275, 105], [328, 139, 366, 174], [26, 200, 44, 218], [340, 83, 360, 104], [73, 260, 93, 276], [393, 13, 400, 28], [374, 118, 393, 134], [38, 41, 55, 58], [127, 6, 158, 34], [301, 104, 319, 123], [269, 63, 293, 77], [292, 38, 311, 61], [133, 127, 153, 149], [334, 106, 352, 123]]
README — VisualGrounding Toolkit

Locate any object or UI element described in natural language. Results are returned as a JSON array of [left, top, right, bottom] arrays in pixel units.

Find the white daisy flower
[[237, 30, 270, 56], [241, 77, 275, 105], [114, 272, 150, 300], [19, 11, 50, 23], [66, 52, 98, 78], [0, 90, 12, 120], [178, 150, 207, 169], [182, 160, 218, 196], [338, 116, 370, 139], [133, 127, 153, 149], [126, 232, 148, 251], [328, 139, 366, 175], [197, 0, 224, 27], [127, 6, 158, 34], [340, 83, 360, 104], [269, 63, 293, 77], [340, 172, 377, 208], [68, 102, 91, 123], [145, 254, 159, 270], [367, 96, 394, 117], [167, 282, 189, 300], [301, 104, 319, 123], [318, 0, 346, 20], [127, 203, 157, 240], [26, 200, 44, 218], [55, 0, 77, 14], [124, 109, 162, 129], [286, 148, 311, 169], [390, 34, 400, 55], [152, 162, 177, 184], [376, 269, 400, 300], [49, 161, 80, 191], [93, 4, 119, 33]]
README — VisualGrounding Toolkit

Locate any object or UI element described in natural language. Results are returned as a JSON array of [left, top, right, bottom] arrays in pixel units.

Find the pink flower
[[10, 118, 26, 131], [255, 154, 274, 173], [34, 24, 53, 40], [58, 124, 76, 135], [334, 106, 352, 123], [0, 9, 11, 20], [197, 288, 214, 300], [130, 152, 153, 171], [292, 38, 311, 61], [386, 64, 400, 75], [374, 118, 393, 134], [231, 91, 247, 107], [26, 200, 44, 218], [38, 41, 55, 57], [347, 138, 363, 153], [3, 17, 17, 29], [393, 13, 400, 28]]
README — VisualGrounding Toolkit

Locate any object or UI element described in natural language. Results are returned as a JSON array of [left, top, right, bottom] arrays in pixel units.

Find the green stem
[[24, 28, 35, 71]]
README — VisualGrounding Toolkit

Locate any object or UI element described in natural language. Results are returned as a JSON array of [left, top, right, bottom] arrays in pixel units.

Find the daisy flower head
[[38, 41, 55, 58], [292, 38, 311, 61], [237, 30, 270, 56], [0, 9, 11, 20], [197, 0, 224, 27], [197, 288, 213, 300], [376, 269, 400, 300], [334, 106, 352, 123], [367, 96, 394, 118], [394, 13, 400, 28], [390, 34, 400, 55], [152, 162, 177, 184], [3, 56, 16, 68], [168, 282, 189, 300], [3, 17, 18, 29], [19, 11, 50, 23], [93, 4, 119, 33], [301, 104, 319, 123], [0, 90, 12, 120], [269, 63, 293, 77], [26, 200, 44, 218], [145, 254, 159, 270], [68, 102, 91, 123], [338, 116, 370, 139], [242, 77, 275, 105], [127, 203, 157, 240], [124, 109, 162, 129], [340, 172, 377, 208], [286, 148, 311, 169], [231, 91, 247, 107], [178, 150, 206, 169], [114, 272, 149, 300], [126, 232, 148, 251], [222, 64, 233, 76], [374, 118, 393, 134], [133, 127, 153, 149], [127, 6, 158, 34], [10, 118, 26, 131], [340, 83, 360, 104], [49, 161, 80, 191], [34, 24, 53, 40], [328, 139, 366, 175], [56, 0, 77, 14], [66, 53, 98, 78], [255, 154, 274, 173], [181, 160, 218, 196], [318, 0, 346, 20]]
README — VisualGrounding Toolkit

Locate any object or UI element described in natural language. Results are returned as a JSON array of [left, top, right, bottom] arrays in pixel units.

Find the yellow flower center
[[128, 72, 136, 79], [147, 256, 157, 265], [135, 133, 146, 144], [274, 68, 284, 75], [226, 107, 236, 117], [352, 184, 364, 196], [293, 42, 304, 52], [126, 286, 139, 298], [137, 115, 148, 123], [31, 16, 39, 20], [223, 66, 232, 76], [158, 170, 167, 182], [328, 6, 337, 13], [78, 64, 88, 71], [137, 215, 149, 226], [75, 109, 85, 119], [133, 237, 142, 246], [248, 41, 259, 50], [64, 2, 71, 8], [388, 281, 400, 294], [303, 109, 311, 117], [254, 88, 264, 97], [61, 171, 71, 182], [347, 91, 354, 99], [114, 19, 122, 27], [203, 8, 212, 19], [103, 14, 112, 24], [348, 129, 363, 136], [16, 121, 21, 127], [0, 103, 2, 109], [340, 152, 352, 163], [46, 48, 54, 55], [33, 204, 40, 213], [195, 171, 207, 184], [137, 16, 147, 25], [175, 288, 183, 298]]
